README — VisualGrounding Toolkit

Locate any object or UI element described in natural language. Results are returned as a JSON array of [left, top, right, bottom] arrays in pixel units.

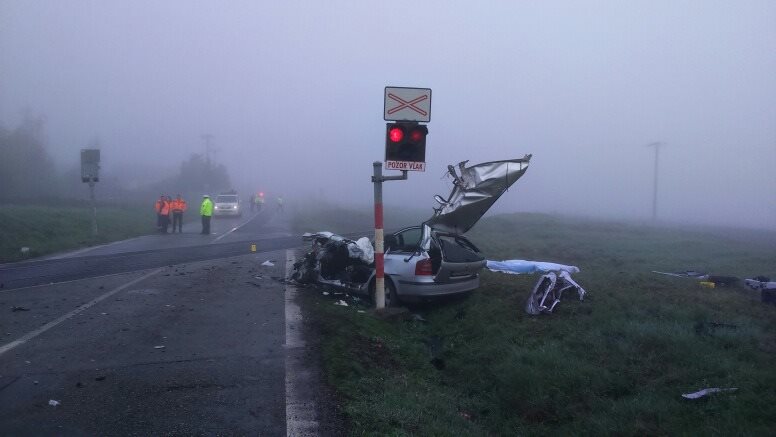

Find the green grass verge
[[0, 204, 155, 262], [297, 212, 776, 435]]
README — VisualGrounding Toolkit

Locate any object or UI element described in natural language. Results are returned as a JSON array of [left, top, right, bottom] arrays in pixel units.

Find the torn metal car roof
[[426, 155, 532, 234]]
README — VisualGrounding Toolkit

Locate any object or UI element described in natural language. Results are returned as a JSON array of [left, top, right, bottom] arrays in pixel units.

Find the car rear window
[[216, 195, 238, 203], [437, 235, 484, 263]]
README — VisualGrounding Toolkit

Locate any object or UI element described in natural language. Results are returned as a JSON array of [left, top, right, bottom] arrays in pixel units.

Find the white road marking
[[0, 268, 161, 357], [43, 236, 146, 260], [0, 270, 149, 294], [212, 212, 260, 243], [284, 250, 319, 436]]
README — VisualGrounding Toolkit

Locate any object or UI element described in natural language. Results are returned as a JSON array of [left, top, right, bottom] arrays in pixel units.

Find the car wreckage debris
[[747, 277, 776, 305], [292, 232, 375, 286], [681, 387, 738, 400], [524, 271, 586, 315], [484, 259, 586, 315], [652, 270, 740, 287]]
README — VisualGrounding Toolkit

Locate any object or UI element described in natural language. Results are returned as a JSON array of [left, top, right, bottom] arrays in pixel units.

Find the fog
[[1, 0, 774, 230]]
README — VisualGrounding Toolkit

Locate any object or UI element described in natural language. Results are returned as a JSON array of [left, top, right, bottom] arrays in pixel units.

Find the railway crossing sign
[[384, 87, 432, 122]]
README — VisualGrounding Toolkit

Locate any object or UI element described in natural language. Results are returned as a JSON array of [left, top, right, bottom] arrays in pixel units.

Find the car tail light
[[415, 258, 433, 276]]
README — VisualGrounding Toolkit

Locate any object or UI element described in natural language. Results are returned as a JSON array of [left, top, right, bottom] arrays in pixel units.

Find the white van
[[213, 193, 241, 217]]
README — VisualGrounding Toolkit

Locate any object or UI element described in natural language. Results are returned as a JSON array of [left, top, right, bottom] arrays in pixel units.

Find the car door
[[384, 226, 424, 279]]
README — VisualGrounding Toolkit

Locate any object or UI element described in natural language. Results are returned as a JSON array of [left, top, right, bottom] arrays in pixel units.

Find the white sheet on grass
[[486, 259, 579, 275]]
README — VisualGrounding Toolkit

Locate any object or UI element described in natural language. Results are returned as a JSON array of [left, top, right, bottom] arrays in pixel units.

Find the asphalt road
[[0, 209, 324, 435], [0, 209, 299, 291]]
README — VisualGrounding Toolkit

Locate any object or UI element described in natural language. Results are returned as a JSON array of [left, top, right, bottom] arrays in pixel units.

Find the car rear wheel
[[371, 277, 399, 307]]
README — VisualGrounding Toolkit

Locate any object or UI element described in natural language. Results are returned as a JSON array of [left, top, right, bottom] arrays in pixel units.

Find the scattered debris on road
[[48, 400, 60, 407], [154, 345, 165, 349], [682, 387, 738, 399], [261, 260, 275, 267]]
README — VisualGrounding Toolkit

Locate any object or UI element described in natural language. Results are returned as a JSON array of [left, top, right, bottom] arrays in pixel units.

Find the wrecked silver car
[[292, 156, 532, 305]]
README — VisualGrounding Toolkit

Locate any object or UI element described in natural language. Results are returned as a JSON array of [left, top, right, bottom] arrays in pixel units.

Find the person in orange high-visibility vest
[[171, 194, 187, 233], [154, 195, 166, 230], [159, 196, 171, 234]]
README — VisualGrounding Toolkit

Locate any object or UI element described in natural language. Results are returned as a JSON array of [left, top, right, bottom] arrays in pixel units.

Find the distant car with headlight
[[213, 192, 241, 217]]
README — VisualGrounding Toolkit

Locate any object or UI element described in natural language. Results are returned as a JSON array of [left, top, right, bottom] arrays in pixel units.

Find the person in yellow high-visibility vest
[[200, 195, 213, 235]]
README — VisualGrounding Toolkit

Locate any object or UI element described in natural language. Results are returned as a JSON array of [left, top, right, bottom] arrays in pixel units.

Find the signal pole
[[646, 142, 664, 221], [372, 162, 407, 309]]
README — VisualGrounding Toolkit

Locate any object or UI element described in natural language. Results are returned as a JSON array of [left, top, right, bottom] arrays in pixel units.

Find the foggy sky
[[1, 0, 774, 229]]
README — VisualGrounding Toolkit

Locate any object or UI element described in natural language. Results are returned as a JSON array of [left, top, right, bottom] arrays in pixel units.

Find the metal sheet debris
[[525, 271, 586, 315], [745, 278, 776, 291], [681, 387, 738, 399], [652, 270, 739, 286], [426, 155, 531, 234], [261, 260, 275, 267]]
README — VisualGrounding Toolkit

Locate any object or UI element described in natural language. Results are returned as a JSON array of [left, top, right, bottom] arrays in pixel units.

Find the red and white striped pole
[[372, 161, 385, 309]]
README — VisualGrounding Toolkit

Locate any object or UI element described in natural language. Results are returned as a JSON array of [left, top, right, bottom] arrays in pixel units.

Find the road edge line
[[284, 249, 319, 436], [0, 268, 162, 357]]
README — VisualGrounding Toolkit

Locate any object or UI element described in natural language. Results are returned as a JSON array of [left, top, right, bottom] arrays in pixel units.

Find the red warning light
[[388, 127, 404, 143], [259, 192, 264, 197], [410, 129, 424, 142]]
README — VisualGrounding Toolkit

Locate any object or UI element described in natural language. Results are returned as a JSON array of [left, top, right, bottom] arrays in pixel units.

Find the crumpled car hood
[[426, 155, 531, 234]]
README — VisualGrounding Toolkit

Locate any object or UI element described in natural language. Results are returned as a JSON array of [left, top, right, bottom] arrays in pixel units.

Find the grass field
[[0, 204, 155, 262], [293, 210, 776, 435], [289, 200, 429, 236]]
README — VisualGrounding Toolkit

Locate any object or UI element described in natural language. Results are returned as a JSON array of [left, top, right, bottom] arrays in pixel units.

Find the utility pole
[[89, 180, 97, 236], [201, 134, 215, 164], [645, 142, 664, 221]]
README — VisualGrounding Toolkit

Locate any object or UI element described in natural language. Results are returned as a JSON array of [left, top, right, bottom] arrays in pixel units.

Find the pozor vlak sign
[[384, 86, 431, 172]]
